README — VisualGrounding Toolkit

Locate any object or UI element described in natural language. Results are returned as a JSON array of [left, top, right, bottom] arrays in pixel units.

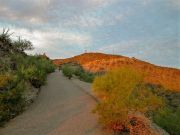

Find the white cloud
[[98, 38, 180, 67], [169, 0, 180, 8], [0, 0, 52, 24], [98, 40, 139, 56], [63, 15, 103, 28], [141, 0, 153, 6], [0, 0, 119, 26], [0, 27, 92, 57], [61, 11, 127, 28], [89, 0, 116, 7], [0, 0, 178, 67], [9, 28, 91, 47]]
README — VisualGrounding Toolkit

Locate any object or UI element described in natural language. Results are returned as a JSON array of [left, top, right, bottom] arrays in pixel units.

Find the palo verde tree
[[93, 68, 164, 132], [0, 28, 33, 55], [13, 37, 33, 53], [0, 28, 14, 54]]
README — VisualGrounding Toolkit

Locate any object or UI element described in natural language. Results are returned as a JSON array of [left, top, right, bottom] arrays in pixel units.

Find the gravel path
[[0, 70, 112, 135]]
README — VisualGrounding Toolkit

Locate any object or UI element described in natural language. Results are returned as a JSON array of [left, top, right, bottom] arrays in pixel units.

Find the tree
[[0, 28, 13, 53], [13, 37, 34, 52], [0, 29, 33, 54]]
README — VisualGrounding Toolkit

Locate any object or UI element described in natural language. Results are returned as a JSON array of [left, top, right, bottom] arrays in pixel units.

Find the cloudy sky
[[0, 0, 179, 68]]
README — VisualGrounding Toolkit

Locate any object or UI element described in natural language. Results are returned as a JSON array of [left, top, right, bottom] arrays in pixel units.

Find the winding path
[[0, 70, 112, 135]]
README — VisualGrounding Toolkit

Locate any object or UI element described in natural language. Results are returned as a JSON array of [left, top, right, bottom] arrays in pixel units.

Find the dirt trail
[[0, 70, 112, 135]]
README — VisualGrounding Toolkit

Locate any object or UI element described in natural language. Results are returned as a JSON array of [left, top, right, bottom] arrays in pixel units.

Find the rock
[[128, 113, 169, 135], [23, 82, 39, 106]]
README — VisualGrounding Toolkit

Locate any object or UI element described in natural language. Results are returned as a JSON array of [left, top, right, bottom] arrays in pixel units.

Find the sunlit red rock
[[53, 53, 180, 92]]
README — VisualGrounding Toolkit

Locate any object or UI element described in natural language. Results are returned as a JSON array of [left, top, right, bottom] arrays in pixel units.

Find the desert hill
[[53, 53, 180, 91], [53, 53, 122, 65]]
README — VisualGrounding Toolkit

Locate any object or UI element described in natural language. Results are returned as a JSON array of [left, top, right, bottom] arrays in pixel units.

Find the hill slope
[[53, 53, 180, 91]]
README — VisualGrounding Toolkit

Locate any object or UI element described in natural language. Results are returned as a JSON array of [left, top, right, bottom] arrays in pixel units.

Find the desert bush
[[0, 54, 55, 125], [61, 63, 95, 82], [79, 72, 95, 83], [0, 29, 55, 125], [146, 83, 180, 109], [62, 65, 74, 79], [11, 54, 55, 88], [153, 108, 180, 135], [0, 81, 26, 126], [0, 74, 12, 91], [0, 73, 21, 92], [93, 68, 164, 132], [20, 65, 46, 88], [74, 66, 84, 76], [145, 84, 180, 134]]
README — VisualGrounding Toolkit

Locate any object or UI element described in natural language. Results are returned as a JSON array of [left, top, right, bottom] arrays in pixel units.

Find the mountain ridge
[[53, 52, 180, 91]]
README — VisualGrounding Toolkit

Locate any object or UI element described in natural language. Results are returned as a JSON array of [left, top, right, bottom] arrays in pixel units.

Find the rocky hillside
[[53, 53, 180, 91]]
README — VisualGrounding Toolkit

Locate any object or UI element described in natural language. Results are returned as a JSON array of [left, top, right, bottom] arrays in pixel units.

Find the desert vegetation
[[153, 107, 180, 135], [92, 68, 180, 134], [150, 85, 180, 135], [0, 29, 55, 126], [58, 54, 180, 134], [93, 68, 165, 134], [61, 63, 95, 83], [53, 53, 180, 91]]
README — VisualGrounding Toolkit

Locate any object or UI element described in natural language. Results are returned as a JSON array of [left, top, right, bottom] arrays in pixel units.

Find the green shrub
[[74, 67, 84, 76], [0, 54, 55, 125], [93, 68, 164, 132], [0, 81, 26, 125], [20, 65, 46, 88], [0, 29, 55, 126], [13, 55, 55, 88], [26, 66, 46, 88], [146, 84, 180, 134], [61, 63, 95, 82], [79, 72, 95, 83], [153, 108, 180, 135], [36, 56, 55, 73], [62, 65, 74, 79]]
